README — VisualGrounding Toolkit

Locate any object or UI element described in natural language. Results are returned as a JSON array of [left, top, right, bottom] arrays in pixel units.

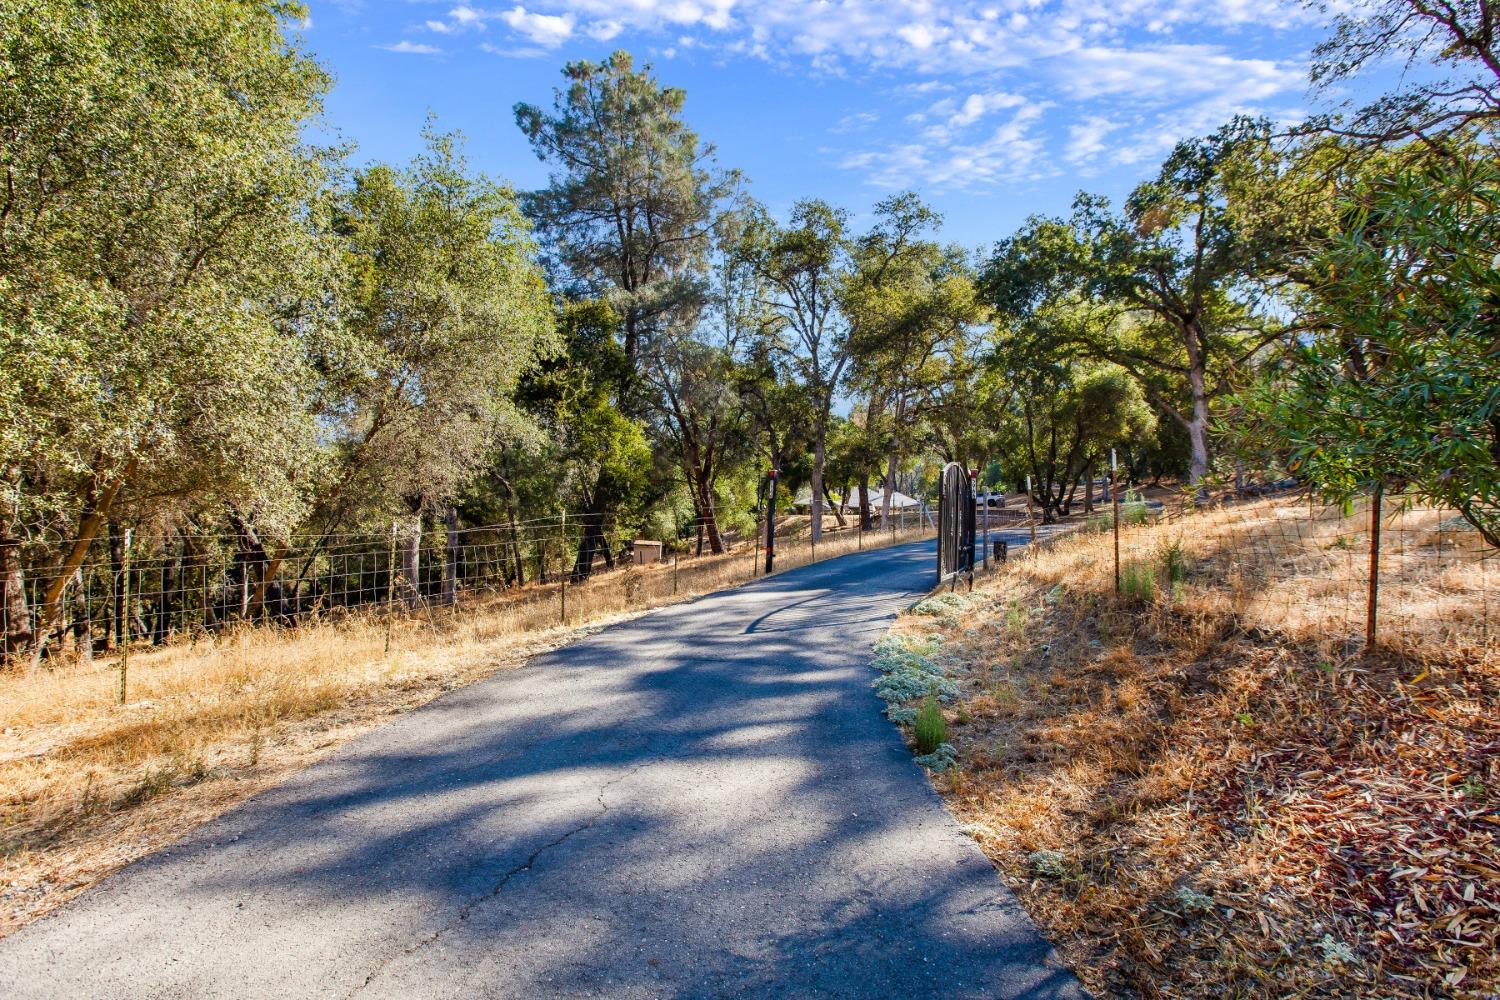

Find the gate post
[[937, 462, 971, 589], [967, 468, 978, 591]]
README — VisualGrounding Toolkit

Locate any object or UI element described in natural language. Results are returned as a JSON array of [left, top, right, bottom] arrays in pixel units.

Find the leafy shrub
[[912, 593, 967, 615], [1120, 560, 1156, 602], [875, 668, 958, 704], [1088, 501, 1150, 530], [872, 634, 958, 704], [1173, 886, 1215, 914], [1159, 538, 1187, 582], [913, 742, 956, 772], [914, 695, 947, 754], [1027, 849, 1068, 878]]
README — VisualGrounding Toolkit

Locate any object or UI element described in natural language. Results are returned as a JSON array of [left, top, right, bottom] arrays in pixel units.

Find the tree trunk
[[809, 432, 826, 543], [36, 458, 137, 637], [0, 525, 29, 661], [572, 514, 611, 581], [443, 505, 459, 606], [400, 511, 422, 609], [880, 449, 897, 531], [499, 479, 526, 587], [69, 568, 91, 661], [507, 508, 526, 587], [689, 461, 725, 555], [153, 539, 181, 644], [858, 476, 872, 531], [1184, 331, 1212, 496], [826, 484, 847, 528]]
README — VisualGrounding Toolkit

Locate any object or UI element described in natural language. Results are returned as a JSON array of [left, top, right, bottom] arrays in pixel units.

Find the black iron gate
[[937, 462, 976, 589]]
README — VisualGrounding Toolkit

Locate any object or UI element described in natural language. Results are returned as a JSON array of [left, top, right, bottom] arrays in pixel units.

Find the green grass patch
[[914, 695, 948, 754]]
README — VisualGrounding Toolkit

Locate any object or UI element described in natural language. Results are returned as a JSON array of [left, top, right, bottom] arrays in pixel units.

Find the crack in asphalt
[[343, 756, 659, 998]]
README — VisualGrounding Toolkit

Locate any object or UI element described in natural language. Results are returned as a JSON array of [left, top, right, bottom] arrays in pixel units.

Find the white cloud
[[587, 19, 624, 41], [843, 99, 1052, 192], [479, 42, 550, 58], [450, 5, 487, 28], [892, 80, 953, 97], [1065, 115, 1120, 165], [897, 22, 941, 51], [373, 0, 1316, 188], [1062, 45, 1297, 102], [501, 5, 575, 47], [830, 111, 880, 133], [946, 91, 1027, 128], [376, 40, 444, 55]]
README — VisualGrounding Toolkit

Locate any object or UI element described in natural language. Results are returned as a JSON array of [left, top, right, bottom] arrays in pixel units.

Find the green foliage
[[981, 118, 1285, 488], [1, 0, 337, 536], [914, 696, 948, 755], [1241, 153, 1500, 546], [989, 334, 1156, 521], [1027, 849, 1069, 879], [1087, 500, 1149, 532], [913, 742, 957, 773], [1159, 538, 1187, 587], [515, 50, 736, 396], [1119, 560, 1157, 603], [872, 633, 958, 708], [740, 198, 853, 541], [330, 124, 557, 521], [911, 593, 969, 615]]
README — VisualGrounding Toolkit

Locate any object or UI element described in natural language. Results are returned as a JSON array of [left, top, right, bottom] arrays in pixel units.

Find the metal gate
[[936, 462, 976, 588]]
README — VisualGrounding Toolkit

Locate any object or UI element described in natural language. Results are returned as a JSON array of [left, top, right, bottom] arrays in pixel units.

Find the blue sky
[[303, 1, 1375, 250]]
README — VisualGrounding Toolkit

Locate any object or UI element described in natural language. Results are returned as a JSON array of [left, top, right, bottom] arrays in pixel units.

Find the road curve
[[0, 535, 1087, 999]]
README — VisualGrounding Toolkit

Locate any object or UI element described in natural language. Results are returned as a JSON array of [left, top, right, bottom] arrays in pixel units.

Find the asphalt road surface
[[0, 533, 1087, 999]]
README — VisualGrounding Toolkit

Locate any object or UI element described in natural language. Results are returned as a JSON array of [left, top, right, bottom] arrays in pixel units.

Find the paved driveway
[[0, 536, 1086, 999]]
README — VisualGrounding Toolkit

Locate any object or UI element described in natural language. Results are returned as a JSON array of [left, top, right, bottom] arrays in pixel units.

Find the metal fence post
[[1026, 474, 1036, 548], [967, 468, 978, 591], [1111, 449, 1121, 594], [560, 511, 567, 626], [981, 465, 991, 569], [1366, 482, 1383, 646], [385, 521, 397, 655], [764, 468, 778, 575], [118, 528, 132, 705]]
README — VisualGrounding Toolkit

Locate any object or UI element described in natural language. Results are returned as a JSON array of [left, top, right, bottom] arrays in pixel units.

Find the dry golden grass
[[892, 496, 1499, 999], [0, 521, 929, 937]]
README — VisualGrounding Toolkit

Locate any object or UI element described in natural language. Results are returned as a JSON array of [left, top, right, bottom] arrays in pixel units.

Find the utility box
[[633, 540, 663, 566]]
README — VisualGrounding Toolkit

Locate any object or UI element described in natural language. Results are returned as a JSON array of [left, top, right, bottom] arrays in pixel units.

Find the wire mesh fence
[[2, 504, 941, 670], [1085, 490, 1495, 657]]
